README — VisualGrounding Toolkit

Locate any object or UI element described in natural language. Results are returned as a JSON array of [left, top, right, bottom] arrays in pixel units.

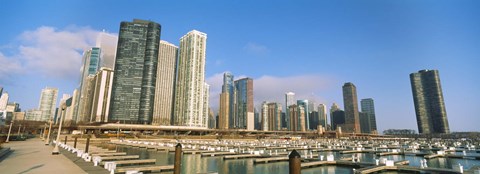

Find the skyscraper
[[410, 69, 450, 134], [297, 100, 310, 130], [96, 31, 118, 69], [91, 67, 114, 123], [64, 89, 78, 124], [76, 47, 102, 123], [360, 98, 377, 132], [152, 40, 178, 126], [38, 87, 58, 121], [288, 104, 306, 131], [234, 78, 254, 130], [330, 103, 340, 130], [109, 19, 161, 124], [359, 112, 371, 133], [219, 72, 234, 129], [173, 30, 209, 127], [318, 104, 328, 128], [0, 86, 3, 97], [331, 110, 345, 131], [285, 92, 295, 130], [265, 102, 282, 131], [342, 82, 360, 133]]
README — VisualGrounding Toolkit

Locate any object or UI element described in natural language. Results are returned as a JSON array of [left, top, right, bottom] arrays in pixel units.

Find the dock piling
[[289, 150, 301, 174], [174, 143, 182, 174]]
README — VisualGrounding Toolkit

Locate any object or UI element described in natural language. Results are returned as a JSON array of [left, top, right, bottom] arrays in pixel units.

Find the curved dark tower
[[410, 70, 450, 134], [109, 19, 161, 124]]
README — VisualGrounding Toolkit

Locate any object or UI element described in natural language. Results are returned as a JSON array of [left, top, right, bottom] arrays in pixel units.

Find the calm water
[[103, 144, 480, 174]]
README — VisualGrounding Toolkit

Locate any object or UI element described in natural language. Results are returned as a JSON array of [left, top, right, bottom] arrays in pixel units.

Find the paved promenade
[[0, 138, 87, 174]]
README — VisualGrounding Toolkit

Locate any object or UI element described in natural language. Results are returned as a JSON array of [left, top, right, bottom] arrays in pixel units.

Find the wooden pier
[[115, 165, 174, 173], [223, 154, 262, 160], [100, 155, 140, 161], [100, 159, 156, 166], [201, 152, 236, 157]]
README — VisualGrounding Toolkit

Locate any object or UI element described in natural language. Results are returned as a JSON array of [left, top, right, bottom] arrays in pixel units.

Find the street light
[[5, 120, 13, 143], [52, 103, 66, 155], [52, 97, 71, 155], [45, 118, 53, 145]]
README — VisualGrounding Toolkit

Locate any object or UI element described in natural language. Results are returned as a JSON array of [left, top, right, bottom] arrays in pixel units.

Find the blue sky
[[1, 0, 479, 132]]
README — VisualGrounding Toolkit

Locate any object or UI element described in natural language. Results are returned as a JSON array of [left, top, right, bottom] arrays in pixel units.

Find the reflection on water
[[103, 144, 480, 173]]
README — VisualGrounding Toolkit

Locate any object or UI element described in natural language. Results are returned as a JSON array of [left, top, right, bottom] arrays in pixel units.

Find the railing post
[[74, 137, 78, 148], [85, 137, 90, 153], [64, 136, 68, 144], [174, 143, 182, 174], [289, 150, 301, 174]]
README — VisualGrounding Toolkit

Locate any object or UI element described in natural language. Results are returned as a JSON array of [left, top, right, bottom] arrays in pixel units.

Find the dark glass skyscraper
[[361, 98, 377, 132], [109, 19, 161, 124], [234, 78, 254, 130], [410, 70, 449, 134], [342, 82, 360, 133]]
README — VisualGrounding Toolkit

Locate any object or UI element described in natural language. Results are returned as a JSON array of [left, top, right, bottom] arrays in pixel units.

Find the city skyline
[[1, 1, 479, 132]]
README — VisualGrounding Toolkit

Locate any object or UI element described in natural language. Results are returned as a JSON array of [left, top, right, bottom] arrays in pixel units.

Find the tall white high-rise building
[[173, 30, 209, 127], [0, 92, 9, 110], [91, 67, 114, 122], [318, 104, 327, 128], [96, 31, 118, 69], [38, 87, 58, 121], [153, 40, 178, 126]]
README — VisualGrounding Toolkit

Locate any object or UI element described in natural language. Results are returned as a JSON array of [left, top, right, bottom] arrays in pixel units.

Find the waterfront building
[[359, 112, 371, 133], [331, 110, 345, 131], [152, 41, 178, 126], [285, 92, 295, 130], [219, 72, 234, 129], [410, 69, 450, 134], [109, 19, 161, 124], [342, 82, 360, 133], [25, 109, 42, 121], [13, 112, 25, 121], [360, 98, 377, 132], [309, 111, 319, 130], [0, 92, 9, 110], [265, 102, 282, 131], [173, 30, 209, 128], [208, 108, 215, 129], [297, 100, 310, 130], [261, 102, 269, 131], [38, 87, 58, 121], [65, 89, 78, 124], [76, 47, 101, 123], [288, 104, 306, 131], [254, 108, 261, 130], [234, 78, 254, 130], [318, 104, 328, 128], [91, 68, 114, 123], [330, 103, 340, 130], [96, 31, 118, 69]]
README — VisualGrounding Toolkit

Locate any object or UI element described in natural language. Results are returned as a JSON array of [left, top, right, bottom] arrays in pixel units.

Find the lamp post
[[42, 122, 47, 140], [52, 99, 69, 155], [45, 118, 53, 145], [5, 120, 13, 143]]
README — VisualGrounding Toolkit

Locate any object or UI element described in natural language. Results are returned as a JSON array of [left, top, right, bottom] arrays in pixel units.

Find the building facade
[[109, 19, 161, 124], [234, 78, 254, 130], [410, 69, 450, 134], [91, 68, 114, 123], [342, 82, 360, 133], [285, 92, 295, 130], [152, 40, 178, 126], [318, 104, 328, 128], [219, 72, 234, 129], [38, 87, 58, 121], [297, 100, 310, 130], [360, 98, 377, 132], [173, 30, 209, 127]]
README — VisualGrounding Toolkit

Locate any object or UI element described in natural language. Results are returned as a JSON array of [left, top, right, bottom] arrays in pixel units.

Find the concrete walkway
[[0, 138, 87, 174]]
